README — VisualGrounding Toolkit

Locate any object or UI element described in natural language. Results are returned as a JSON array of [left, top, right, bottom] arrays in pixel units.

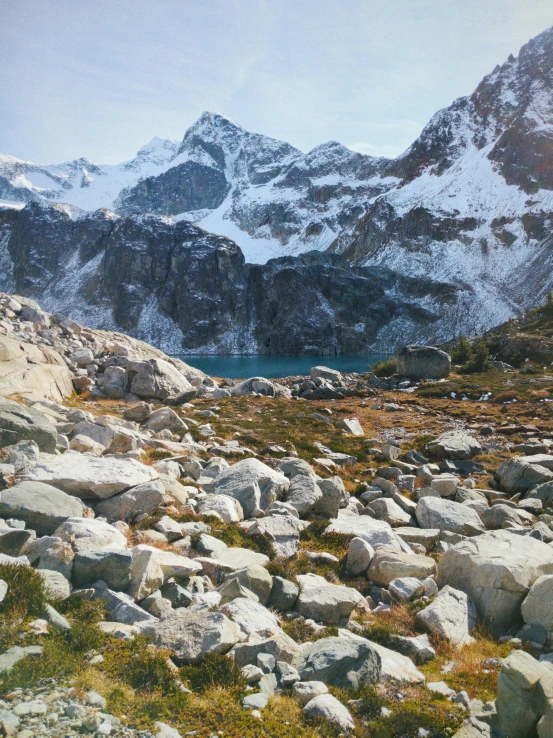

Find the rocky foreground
[[1, 295, 553, 737]]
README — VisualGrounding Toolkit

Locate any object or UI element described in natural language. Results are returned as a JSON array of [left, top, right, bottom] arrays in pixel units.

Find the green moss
[[334, 684, 464, 738]]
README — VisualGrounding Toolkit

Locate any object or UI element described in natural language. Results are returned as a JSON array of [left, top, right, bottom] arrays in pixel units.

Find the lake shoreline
[[172, 353, 390, 380]]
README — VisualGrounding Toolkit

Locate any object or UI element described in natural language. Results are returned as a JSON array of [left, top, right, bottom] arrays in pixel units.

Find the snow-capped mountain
[[2, 25, 553, 347], [0, 111, 391, 263], [338, 25, 553, 329]]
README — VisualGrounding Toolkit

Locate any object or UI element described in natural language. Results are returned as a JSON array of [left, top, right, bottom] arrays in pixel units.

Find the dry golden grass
[[422, 626, 513, 702]]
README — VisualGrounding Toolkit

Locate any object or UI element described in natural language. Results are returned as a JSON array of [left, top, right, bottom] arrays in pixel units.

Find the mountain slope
[[0, 199, 486, 354], [339, 26, 553, 320]]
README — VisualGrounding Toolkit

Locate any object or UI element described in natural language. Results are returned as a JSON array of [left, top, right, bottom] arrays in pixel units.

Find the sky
[[1, 0, 552, 165]]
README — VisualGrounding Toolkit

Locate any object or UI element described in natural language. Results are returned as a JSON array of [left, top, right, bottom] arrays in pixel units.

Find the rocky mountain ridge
[[2, 26, 553, 350], [0, 199, 472, 354]]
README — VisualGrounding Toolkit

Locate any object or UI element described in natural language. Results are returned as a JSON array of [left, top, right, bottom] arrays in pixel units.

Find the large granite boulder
[[284, 475, 323, 515], [426, 430, 482, 460], [196, 494, 244, 522], [368, 546, 436, 587], [0, 398, 58, 452], [53, 518, 127, 553], [204, 458, 289, 518], [496, 456, 553, 494], [141, 609, 241, 663], [416, 585, 476, 646], [219, 597, 281, 638], [521, 575, 553, 644], [294, 635, 381, 688], [396, 345, 451, 380], [416, 497, 484, 534], [296, 573, 365, 624], [303, 694, 355, 732], [221, 565, 273, 606], [25, 451, 159, 500], [0, 481, 85, 535], [248, 515, 303, 559], [230, 377, 291, 398], [129, 545, 201, 601], [72, 548, 133, 591], [94, 480, 165, 522], [495, 651, 551, 738], [129, 358, 196, 401], [438, 530, 553, 633]]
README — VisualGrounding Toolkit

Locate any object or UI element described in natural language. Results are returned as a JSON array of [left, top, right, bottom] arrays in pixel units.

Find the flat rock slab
[[25, 450, 159, 499], [0, 397, 58, 452], [209, 547, 270, 571], [416, 496, 484, 534], [0, 480, 85, 536], [325, 513, 412, 553], [426, 430, 482, 460]]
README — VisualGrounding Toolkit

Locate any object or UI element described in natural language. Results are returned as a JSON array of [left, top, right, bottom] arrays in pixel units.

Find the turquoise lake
[[173, 354, 388, 379]]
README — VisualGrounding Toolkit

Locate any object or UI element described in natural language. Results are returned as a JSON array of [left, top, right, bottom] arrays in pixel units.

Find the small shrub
[[282, 619, 338, 644], [451, 335, 473, 365], [103, 634, 176, 693], [372, 357, 397, 377], [460, 338, 490, 374], [180, 652, 246, 692], [0, 563, 49, 649], [0, 631, 84, 691]]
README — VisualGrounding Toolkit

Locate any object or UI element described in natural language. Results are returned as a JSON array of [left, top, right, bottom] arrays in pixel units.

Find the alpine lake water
[[173, 354, 389, 379]]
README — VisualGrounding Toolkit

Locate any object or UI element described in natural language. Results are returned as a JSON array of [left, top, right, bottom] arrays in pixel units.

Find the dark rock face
[[117, 161, 229, 216], [0, 201, 466, 355]]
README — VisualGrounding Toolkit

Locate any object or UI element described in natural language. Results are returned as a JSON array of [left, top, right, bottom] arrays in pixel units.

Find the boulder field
[[2, 293, 553, 736]]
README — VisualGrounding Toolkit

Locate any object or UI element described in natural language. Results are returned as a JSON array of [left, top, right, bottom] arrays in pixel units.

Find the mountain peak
[[183, 111, 245, 142]]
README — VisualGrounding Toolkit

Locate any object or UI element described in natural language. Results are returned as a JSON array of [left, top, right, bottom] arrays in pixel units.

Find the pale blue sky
[[1, 0, 552, 164]]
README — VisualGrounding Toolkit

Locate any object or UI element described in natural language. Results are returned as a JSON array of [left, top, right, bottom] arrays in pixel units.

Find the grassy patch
[[282, 619, 339, 643], [333, 683, 464, 738], [0, 563, 49, 650], [422, 626, 513, 702], [180, 652, 246, 692], [357, 603, 423, 647]]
